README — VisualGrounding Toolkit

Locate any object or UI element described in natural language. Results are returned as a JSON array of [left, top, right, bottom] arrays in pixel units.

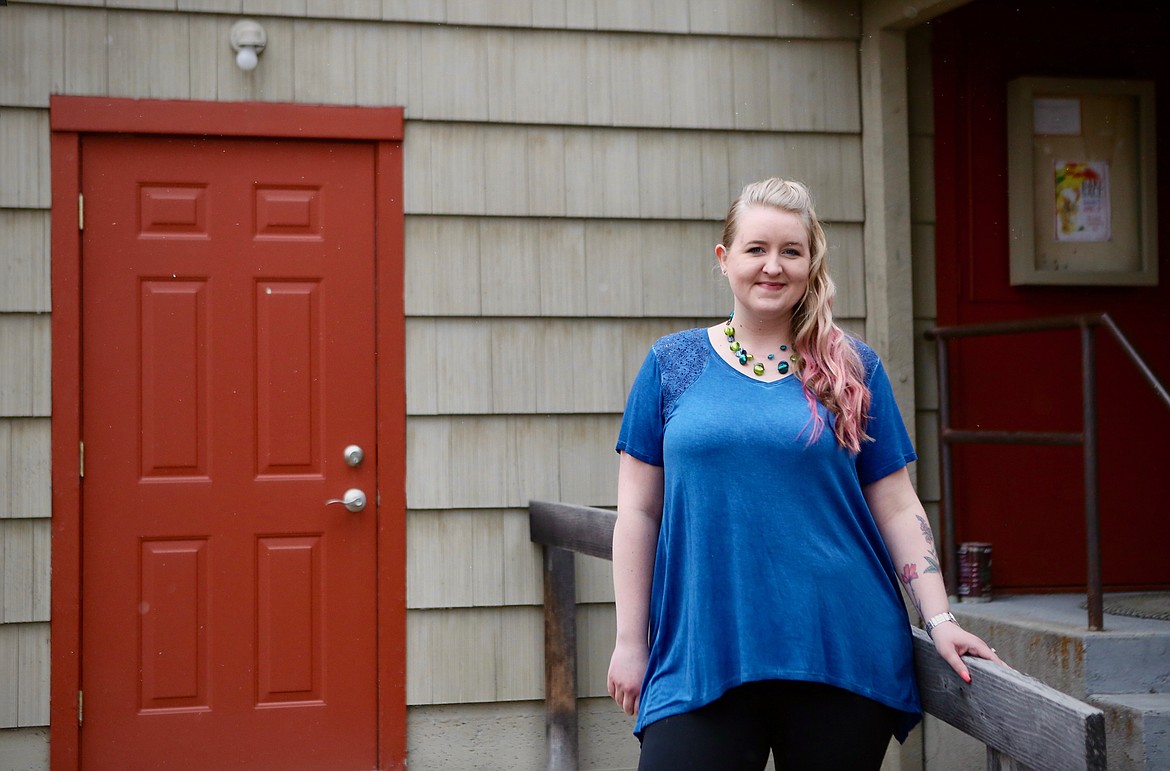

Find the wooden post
[[988, 747, 1037, 770], [542, 545, 578, 771]]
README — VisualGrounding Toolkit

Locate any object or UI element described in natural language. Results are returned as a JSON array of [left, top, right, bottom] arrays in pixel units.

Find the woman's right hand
[[607, 640, 649, 716]]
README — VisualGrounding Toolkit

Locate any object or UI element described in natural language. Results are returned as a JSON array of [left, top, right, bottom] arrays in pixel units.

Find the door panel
[[81, 135, 378, 769]]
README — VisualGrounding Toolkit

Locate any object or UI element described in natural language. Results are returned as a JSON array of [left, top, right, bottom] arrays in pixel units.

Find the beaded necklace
[[722, 314, 800, 377]]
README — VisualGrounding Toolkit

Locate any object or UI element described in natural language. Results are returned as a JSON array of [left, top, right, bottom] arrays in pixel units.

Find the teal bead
[[778, 361, 790, 375], [780, 344, 788, 351]]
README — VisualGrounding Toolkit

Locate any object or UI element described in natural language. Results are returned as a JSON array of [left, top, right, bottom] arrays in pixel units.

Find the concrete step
[[947, 595, 1169, 769], [1088, 693, 1170, 770], [950, 594, 1170, 699]]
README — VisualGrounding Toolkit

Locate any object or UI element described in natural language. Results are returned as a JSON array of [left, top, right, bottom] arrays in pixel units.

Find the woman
[[608, 178, 1000, 770]]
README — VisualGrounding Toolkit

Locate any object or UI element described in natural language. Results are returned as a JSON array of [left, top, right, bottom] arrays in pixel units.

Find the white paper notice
[[1034, 97, 1082, 136]]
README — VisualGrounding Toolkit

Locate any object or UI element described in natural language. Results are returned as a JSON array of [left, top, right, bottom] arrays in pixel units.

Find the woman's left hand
[[929, 622, 1004, 683]]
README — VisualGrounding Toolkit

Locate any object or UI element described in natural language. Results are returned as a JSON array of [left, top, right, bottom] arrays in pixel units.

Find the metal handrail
[[924, 312, 1169, 631]]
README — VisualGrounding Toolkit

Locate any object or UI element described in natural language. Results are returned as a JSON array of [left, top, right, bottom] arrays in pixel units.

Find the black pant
[[637, 680, 900, 771]]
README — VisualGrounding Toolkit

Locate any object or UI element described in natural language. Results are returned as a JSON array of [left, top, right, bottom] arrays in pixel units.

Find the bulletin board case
[[1007, 77, 1158, 286]]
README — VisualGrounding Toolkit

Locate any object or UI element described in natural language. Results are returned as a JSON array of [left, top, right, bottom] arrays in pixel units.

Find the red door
[[933, 3, 1170, 592], [80, 135, 378, 769]]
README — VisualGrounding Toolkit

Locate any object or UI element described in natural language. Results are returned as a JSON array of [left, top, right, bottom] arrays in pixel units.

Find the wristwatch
[[925, 611, 958, 637]]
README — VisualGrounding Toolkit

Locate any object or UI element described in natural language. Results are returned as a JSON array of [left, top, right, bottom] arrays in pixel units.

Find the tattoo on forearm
[[899, 563, 924, 616], [917, 514, 934, 547], [898, 518, 946, 619], [916, 515, 941, 574]]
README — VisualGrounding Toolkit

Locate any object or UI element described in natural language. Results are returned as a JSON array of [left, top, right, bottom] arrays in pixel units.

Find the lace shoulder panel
[[848, 336, 881, 383], [652, 327, 711, 418]]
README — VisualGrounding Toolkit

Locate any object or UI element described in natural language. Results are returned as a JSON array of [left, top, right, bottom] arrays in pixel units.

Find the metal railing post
[[1099, 314, 1170, 410], [1081, 322, 1103, 631], [924, 312, 1170, 630], [936, 336, 958, 602]]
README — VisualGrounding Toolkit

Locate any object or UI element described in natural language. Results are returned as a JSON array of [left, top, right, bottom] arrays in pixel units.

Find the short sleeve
[[855, 355, 917, 486], [615, 348, 665, 467]]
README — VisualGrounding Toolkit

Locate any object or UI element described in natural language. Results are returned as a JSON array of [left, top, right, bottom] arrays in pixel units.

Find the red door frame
[[49, 96, 407, 770]]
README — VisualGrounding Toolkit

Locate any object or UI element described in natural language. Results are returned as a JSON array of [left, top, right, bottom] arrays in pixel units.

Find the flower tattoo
[[916, 515, 941, 574], [917, 514, 934, 547]]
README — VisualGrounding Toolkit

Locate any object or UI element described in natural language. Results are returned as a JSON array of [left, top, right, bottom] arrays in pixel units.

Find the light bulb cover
[[236, 46, 259, 71]]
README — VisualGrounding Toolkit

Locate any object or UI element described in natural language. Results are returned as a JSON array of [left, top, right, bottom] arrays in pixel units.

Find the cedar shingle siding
[[0, 2, 892, 766]]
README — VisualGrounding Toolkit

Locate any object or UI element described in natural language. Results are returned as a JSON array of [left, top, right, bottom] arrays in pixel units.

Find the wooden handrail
[[529, 500, 1106, 771]]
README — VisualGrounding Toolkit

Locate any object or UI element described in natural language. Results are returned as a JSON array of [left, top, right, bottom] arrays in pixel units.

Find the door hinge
[[78, 690, 83, 725], [78, 193, 84, 231], [79, 440, 84, 478]]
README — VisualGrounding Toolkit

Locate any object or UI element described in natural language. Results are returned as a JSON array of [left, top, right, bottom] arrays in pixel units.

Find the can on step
[[958, 542, 993, 602]]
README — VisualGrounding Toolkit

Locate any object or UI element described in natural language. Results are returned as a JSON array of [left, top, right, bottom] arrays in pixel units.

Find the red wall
[[933, 0, 1170, 591]]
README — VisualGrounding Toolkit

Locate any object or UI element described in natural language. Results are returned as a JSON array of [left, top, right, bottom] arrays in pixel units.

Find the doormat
[[1080, 592, 1170, 622]]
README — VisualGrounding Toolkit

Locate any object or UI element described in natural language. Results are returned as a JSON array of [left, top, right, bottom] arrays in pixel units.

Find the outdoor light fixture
[[230, 20, 267, 72]]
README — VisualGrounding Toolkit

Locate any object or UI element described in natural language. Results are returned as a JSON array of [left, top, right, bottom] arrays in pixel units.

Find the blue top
[[616, 327, 922, 741]]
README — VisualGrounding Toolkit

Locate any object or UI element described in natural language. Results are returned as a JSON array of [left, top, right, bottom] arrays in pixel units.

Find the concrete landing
[[951, 593, 1170, 698]]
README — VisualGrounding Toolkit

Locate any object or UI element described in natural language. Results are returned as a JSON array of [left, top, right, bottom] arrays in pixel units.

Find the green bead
[[724, 326, 735, 337], [753, 363, 765, 376], [729, 341, 741, 352], [745, 353, 753, 361]]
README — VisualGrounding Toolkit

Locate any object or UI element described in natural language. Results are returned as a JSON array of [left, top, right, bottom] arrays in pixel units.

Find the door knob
[[343, 444, 364, 467], [325, 488, 367, 512]]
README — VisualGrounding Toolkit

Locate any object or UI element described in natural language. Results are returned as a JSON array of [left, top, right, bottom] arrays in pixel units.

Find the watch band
[[925, 611, 957, 636]]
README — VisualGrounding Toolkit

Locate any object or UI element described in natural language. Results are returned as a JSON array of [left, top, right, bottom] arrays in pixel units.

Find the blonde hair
[[721, 178, 871, 452]]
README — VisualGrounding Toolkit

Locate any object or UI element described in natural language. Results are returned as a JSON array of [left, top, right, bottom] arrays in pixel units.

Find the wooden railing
[[529, 500, 1107, 771]]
